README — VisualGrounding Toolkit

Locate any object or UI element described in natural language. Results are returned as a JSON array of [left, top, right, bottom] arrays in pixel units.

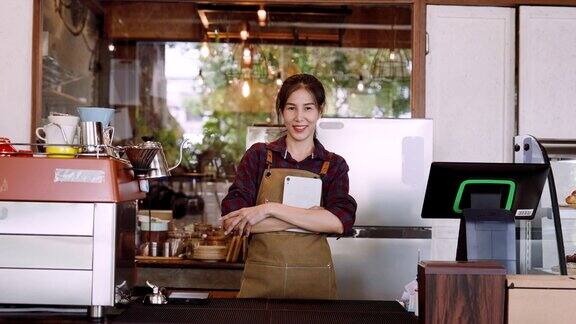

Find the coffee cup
[[36, 123, 77, 145]]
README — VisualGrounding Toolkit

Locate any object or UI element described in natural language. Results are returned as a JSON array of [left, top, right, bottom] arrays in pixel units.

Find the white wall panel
[[0, 0, 33, 142], [519, 6, 576, 139], [426, 5, 515, 163]]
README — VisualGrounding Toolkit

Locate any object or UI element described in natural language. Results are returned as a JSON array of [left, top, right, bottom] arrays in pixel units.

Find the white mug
[[48, 115, 80, 127], [48, 115, 80, 144], [36, 123, 77, 145]]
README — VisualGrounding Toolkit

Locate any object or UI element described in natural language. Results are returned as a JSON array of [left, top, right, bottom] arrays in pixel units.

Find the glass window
[[103, 4, 413, 174]]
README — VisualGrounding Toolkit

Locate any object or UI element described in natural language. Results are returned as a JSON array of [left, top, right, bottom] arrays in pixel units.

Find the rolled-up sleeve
[[221, 143, 263, 216], [323, 158, 357, 236]]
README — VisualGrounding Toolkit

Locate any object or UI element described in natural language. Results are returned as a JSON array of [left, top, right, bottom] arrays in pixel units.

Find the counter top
[[0, 299, 417, 324]]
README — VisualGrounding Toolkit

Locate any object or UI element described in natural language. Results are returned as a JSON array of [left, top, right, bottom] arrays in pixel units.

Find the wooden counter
[[0, 299, 417, 323], [418, 261, 506, 324]]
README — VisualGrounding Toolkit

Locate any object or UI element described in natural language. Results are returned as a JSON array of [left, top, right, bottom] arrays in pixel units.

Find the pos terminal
[[421, 162, 549, 273]]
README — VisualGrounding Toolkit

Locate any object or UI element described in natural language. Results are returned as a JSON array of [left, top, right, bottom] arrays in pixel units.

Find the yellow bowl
[[46, 146, 78, 158]]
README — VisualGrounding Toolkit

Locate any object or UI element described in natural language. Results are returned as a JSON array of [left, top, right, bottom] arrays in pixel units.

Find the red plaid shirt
[[221, 135, 357, 236]]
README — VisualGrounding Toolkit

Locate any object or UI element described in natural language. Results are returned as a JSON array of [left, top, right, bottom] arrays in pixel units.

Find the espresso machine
[[0, 155, 145, 317]]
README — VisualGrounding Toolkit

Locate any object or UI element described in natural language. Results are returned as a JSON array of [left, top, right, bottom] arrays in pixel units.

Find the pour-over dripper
[[124, 146, 160, 177]]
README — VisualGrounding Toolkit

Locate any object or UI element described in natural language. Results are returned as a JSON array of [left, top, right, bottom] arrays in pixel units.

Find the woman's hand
[[220, 204, 270, 236], [221, 216, 253, 236]]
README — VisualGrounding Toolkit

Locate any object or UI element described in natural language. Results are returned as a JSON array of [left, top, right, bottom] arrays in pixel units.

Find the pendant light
[[389, 8, 397, 61]]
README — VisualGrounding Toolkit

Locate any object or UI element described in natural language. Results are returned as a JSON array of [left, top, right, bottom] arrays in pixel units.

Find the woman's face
[[282, 88, 321, 143]]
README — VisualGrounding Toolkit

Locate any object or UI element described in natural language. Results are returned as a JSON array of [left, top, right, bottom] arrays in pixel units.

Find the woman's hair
[[276, 74, 325, 117]]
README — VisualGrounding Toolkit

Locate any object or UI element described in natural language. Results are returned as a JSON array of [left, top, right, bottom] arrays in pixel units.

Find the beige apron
[[237, 149, 338, 299]]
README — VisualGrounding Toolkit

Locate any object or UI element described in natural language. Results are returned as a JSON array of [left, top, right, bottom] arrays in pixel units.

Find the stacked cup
[[35, 114, 80, 158]]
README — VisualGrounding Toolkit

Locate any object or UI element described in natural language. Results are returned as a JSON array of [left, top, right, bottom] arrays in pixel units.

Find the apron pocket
[[285, 264, 335, 299], [238, 261, 286, 299]]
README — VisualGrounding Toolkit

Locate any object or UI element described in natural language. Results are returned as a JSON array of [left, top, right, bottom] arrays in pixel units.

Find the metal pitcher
[[141, 137, 190, 179]]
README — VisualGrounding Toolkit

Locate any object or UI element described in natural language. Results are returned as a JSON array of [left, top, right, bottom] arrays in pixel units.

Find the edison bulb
[[240, 29, 249, 41], [242, 80, 250, 97], [200, 42, 210, 58], [257, 9, 267, 22], [242, 47, 252, 65]]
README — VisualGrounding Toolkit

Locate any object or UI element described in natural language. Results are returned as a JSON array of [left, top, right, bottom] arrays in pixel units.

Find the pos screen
[[421, 162, 549, 220]]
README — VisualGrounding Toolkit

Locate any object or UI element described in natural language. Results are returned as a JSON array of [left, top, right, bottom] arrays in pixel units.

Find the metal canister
[[163, 242, 170, 257], [151, 242, 158, 257]]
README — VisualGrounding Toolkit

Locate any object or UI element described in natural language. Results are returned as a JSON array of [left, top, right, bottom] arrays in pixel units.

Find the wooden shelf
[[43, 89, 87, 107], [135, 255, 244, 270]]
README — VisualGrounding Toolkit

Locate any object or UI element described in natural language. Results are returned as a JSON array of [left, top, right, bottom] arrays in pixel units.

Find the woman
[[220, 73, 357, 299]]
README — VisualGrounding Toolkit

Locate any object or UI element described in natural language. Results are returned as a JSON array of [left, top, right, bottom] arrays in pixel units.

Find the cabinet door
[[426, 5, 515, 163], [519, 6, 576, 139], [426, 5, 516, 261], [0, 269, 92, 305], [0, 202, 94, 235]]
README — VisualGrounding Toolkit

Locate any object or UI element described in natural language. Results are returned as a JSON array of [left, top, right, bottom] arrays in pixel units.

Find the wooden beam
[[425, 0, 576, 5], [411, 0, 425, 118], [31, 0, 43, 141], [104, 2, 203, 41], [102, 0, 414, 4]]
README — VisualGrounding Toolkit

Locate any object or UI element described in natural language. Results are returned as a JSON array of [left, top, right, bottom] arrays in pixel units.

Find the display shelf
[[135, 255, 244, 270]]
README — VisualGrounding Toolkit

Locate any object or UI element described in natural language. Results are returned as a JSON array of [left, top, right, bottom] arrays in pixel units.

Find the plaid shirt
[[221, 135, 357, 236]]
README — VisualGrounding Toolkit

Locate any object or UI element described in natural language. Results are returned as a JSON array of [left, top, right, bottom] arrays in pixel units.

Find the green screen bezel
[[452, 179, 516, 214]]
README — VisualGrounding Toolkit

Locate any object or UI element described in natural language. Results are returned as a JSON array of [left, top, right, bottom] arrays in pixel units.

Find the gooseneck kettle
[[140, 136, 190, 179]]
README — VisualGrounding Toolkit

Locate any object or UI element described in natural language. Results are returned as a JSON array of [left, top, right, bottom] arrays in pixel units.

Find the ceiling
[[196, 3, 411, 47], [100, 1, 412, 48]]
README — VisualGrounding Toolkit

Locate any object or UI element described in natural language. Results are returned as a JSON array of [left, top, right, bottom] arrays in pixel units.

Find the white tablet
[[282, 176, 322, 209]]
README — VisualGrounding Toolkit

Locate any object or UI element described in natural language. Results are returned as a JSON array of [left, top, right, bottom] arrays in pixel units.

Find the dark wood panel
[[102, 0, 414, 4], [31, 0, 43, 140], [342, 5, 411, 48], [418, 261, 506, 324], [426, 0, 576, 5], [80, 0, 104, 16], [100, 0, 576, 7], [104, 2, 203, 41]]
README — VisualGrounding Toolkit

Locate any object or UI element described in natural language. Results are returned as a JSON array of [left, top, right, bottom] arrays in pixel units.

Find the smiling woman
[[277, 74, 325, 155], [220, 73, 357, 299]]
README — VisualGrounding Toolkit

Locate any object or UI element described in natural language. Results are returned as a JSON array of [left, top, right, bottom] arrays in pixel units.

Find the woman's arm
[[221, 204, 342, 235], [247, 217, 295, 233], [222, 213, 295, 234], [220, 144, 264, 216], [266, 202, 343, 234], [221, 154, 356, 236]]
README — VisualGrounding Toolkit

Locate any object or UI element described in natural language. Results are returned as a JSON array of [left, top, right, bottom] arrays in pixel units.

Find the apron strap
[[265, 149, 273, 174], [319, 152, 332, 177], [267, 148, 331, 177]]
